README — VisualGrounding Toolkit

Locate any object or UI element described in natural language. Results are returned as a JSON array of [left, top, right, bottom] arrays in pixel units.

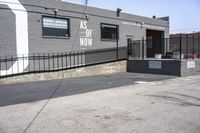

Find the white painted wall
[[0, 0, 29, 76]]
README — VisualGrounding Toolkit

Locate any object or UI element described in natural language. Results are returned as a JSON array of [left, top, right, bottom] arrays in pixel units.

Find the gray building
[[0, 0, 169, 57], [0, 0, 172, 78]]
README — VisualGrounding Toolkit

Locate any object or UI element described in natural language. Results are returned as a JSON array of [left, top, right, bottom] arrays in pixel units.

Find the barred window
[[101, 23, 118, 41], [42, 16, 70, 37]]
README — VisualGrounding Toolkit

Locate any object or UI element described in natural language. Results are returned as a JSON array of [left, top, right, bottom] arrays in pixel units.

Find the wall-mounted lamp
[[85, 14, 89, 20], [53, 8, 58, 16], [116, 8, 122, 17], [136, 21, 144, 29]]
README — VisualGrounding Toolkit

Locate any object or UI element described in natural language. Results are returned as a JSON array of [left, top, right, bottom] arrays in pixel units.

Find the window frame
[[100, 23, 119, 41], [42, 16, 70, 39]]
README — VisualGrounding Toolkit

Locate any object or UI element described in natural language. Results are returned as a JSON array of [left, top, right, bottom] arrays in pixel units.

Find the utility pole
[[85, 0, 88, 6]]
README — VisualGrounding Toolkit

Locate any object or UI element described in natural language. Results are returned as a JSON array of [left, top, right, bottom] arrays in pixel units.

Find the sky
[[64, 0, 200, 34]]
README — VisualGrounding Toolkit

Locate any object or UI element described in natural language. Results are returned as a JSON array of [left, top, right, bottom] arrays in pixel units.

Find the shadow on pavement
[[0, 73, 177, 107]]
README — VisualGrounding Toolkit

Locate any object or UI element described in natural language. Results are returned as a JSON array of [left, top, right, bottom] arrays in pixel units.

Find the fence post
[[43, 53, 45, 72], [180, 34, 182, 60], [70, 52, 72, 68], [33, 53, 35, 72], [186, 34, 188, 60], [193, 34, 195, 59], [116, 39, 119, 60], [48, 53, 50, 71], [65, 52, 68, 68], [57, 53, 59, 70], [53, 53, 55, 70], [198, 35, 200, 59], [142, 37, 145, 60], [23, 54, 24, 73], [81, 51, 83, 66], [28, 54, 30, 73], [11, 55, 13, 75], [61, 52, 64, 70], [5, 56, 7, 75], [38, 53, 41, 72], [77, 52, 79, 67], [73, 52, 75, 67], [0, 57, 1, 77]]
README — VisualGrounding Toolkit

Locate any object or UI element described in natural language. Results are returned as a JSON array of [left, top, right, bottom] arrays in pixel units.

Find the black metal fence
[[0, 47, 127, 79], [128, 35, 200, 60]]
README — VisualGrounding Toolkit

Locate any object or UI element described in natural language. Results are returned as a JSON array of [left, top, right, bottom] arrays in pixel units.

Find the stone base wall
[[127, 60, 181, 76], [181, 60, 200, 77], [127, 59, 200, 77], [0, 60, 127, 85]]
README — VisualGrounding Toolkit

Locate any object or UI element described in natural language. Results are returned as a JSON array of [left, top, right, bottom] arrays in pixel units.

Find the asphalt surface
[[0, 73, 176, 107]]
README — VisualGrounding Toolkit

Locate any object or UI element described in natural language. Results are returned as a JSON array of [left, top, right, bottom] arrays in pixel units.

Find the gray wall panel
[[0, 0, 169, 56]]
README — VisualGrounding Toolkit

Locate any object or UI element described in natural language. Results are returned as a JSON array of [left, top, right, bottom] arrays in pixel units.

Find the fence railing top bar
[[133, 36, 200, 42]]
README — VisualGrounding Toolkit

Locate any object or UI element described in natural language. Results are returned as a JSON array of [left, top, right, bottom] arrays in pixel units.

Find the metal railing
[[128, 36, 200, 60], [0, 47, 127, 78]]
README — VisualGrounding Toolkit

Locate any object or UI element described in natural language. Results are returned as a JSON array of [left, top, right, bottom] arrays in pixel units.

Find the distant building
[[170, 32, 200, 38], [169, 32, 200, 58]]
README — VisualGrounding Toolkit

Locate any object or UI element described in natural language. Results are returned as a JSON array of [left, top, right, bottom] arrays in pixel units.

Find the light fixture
[[53, 8, 58, 16], [85, 14, 89, 20], [116, 8, 122, 17]]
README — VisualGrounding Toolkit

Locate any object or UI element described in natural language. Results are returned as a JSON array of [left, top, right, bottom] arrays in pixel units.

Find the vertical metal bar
[[33, 53, 35, 72], [77, 52, 79, 67], [23, 54, 24, 73], [186, 34, 188, 60], [52, 53, 55, 70], [180, 34, 182, 60], [57, 53, 59, 70], [193, 34, 195, 59], [62, 52, 64, 70], [81, 51, 83, 66], [5, 56, 7, 76], [127, 40, 129, 59], [116, 39, 119, 60], [165, 38, 167, 54], [28, 54, 30, 73], [142, 38, 145, 60], [17, 55, 19, 74], [0, 57, 1, 77], [70, 52, 72, 68], [11, 55, 13, 75], [48, 53, 50, 71], [43, 53, 45, 72], [38, 53, 41, 72], [198, 35, 200, 59], [65, 52, 68, 69], [26, 54, 31, 72], [74, 52, 75, 67]]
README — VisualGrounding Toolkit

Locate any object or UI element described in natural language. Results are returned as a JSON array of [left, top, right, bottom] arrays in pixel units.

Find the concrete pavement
[[0, 73, 200, 133]]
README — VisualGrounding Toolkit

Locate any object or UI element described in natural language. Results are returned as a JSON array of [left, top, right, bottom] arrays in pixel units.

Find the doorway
[[127, 37, 140, 59], [146, 30, 164, 58]]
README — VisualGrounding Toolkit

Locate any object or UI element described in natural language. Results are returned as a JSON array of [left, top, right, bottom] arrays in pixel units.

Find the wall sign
[[187, 61, 195, 69], [122, 21, 166, 30], [149, 61, 162, 69], [80, 21, 93, 47]]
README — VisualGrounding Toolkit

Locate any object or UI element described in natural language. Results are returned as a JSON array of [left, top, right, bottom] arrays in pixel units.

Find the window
[[42, 16, 70, 37], [101, 23, 118, 41]]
